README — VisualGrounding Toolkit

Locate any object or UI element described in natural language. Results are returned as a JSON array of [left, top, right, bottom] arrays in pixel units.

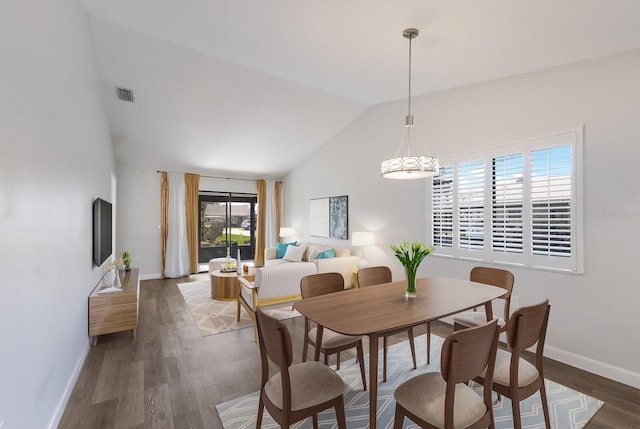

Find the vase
[[112, 269, 122, 289], [405, 266, 417, 298]]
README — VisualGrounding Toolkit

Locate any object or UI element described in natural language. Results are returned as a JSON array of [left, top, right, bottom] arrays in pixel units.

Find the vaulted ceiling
[[83, 0, 640, 178]]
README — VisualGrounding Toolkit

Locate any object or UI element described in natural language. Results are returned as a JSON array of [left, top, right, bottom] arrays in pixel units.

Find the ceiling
[[83, 0, 640, 178]]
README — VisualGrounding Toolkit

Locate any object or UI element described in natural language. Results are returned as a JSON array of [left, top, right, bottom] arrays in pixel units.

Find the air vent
[[115, 87, 135, 103]]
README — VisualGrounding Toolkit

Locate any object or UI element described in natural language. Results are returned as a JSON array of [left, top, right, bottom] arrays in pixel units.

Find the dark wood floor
[[59, 275, 640, 428]]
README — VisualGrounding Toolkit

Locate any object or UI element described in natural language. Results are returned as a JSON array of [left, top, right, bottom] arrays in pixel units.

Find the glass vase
[[405, 266, 417, 298], [112, 269, 122, 289]]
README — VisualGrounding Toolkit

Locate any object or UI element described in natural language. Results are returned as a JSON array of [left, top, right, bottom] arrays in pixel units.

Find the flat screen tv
[[93, 197, 113, 266]]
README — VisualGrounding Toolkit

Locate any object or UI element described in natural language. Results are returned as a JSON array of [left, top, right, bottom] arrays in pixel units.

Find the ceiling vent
[[115, 87, 135, 103]]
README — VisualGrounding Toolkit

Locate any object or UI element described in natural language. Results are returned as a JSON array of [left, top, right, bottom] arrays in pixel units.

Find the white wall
[[0, 0, 115, 427], [283, 49, 640, 387], [116, 165, 162, 278]]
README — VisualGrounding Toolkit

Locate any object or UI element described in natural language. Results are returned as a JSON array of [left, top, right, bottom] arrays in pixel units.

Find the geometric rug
[[177, 280, 300, 337], [216, 335, 604, 428]]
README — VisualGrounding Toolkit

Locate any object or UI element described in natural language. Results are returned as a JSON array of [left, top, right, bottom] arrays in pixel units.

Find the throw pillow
[[283, 245, 306, 262], [316, 248, 336, 259], [276, 241, 297, 259], [307, 248, 320, 262]]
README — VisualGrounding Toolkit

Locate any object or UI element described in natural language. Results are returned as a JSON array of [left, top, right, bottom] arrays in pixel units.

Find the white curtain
[[165, 173, 190, 278], [265, 179, 277, 247]]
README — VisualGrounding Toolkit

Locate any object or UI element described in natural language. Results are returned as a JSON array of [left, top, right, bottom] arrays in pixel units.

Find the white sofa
[[237, 261, 317, 341], [236, 242, 360, 341], [264, 242, 360, 288]]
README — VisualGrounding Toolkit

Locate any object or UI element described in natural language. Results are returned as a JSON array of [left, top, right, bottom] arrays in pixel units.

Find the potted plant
[[122, 250, 132, 271], [390, 241, 434, 298]]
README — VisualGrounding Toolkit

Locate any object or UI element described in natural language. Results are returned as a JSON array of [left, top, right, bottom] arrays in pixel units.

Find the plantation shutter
[[530, 145, 573, 257], [432, 165, 454, 247], [457, 160, 485, 250], [492, 153, 523, 254], [430, 128, 581, 273]]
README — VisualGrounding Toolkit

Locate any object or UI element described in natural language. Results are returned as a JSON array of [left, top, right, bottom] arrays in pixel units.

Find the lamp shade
[[352, 231, 374, 247], [279, 227, 295, 238]]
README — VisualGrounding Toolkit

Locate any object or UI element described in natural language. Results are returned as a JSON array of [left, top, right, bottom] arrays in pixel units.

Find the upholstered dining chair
[[472, 299, 552, 429], [356, 266, 419, 382], [393, 319, 500, 429], [300, 272, 367, 390], [453, 266, 515, 334], [255, 307, 347, 429]]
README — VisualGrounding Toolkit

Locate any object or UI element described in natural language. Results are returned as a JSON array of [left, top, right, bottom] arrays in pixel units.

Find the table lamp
[[280, 227, 295, 242], [352, 231, 374, 268]]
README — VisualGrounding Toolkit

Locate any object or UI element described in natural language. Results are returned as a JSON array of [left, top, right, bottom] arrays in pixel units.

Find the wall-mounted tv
[[93, 197, 113, 266]]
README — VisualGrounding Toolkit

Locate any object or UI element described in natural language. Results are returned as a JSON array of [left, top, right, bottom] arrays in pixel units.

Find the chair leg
[[336, 351, 341, 370], [383, 335, 388, 382], [426, 322, 431, 364], [407, 327, 417, 370], [312, 413, 319, 429], [302, 336, 309, 362], [356, 342, 367, 391], [335, 398, 347, 429], [539, 382, 552, 429], [256, 395, 264, 429], [393, 405, 404, 429], [511, 393, 522, 429]]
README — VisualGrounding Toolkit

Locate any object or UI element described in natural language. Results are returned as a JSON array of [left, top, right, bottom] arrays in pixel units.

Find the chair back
[[300, 272, 344, 298], [507, 299, 551, 354], [357, 266, 392, 288], [470, 266, 514, 324], [470, 266, 514, 298], [256, 307, 293, 370], [441, 318, 500, 384]]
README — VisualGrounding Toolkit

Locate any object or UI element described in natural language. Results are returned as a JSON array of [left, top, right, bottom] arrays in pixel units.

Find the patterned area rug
[[177, 280, 300, 336], [216, 335, 604, 428]]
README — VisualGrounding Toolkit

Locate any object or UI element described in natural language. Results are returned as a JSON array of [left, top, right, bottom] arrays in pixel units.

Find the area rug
[[216, 335, 603, 428], [177, 280, 300, 337]]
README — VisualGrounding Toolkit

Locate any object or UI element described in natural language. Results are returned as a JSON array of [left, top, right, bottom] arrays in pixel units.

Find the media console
[[89, 268, 140, 346]]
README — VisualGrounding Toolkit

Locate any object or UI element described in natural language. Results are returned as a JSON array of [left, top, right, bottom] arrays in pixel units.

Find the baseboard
[[140, 272, 162, 280], [545, 344, 640, 389], [47, 338, 91, 429]]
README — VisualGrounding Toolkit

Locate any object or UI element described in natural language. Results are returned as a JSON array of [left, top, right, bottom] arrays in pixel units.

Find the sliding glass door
[[198, 192, 257, 264]]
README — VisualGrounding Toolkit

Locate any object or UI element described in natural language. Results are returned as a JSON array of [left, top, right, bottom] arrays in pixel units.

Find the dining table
[[293, 276, 505, 429]]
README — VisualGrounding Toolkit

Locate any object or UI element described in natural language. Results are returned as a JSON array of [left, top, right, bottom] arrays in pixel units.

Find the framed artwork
[[309, 195, 348, 239]]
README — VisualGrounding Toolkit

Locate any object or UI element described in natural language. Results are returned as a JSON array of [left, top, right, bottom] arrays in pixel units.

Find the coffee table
[[210, 269, 255, 300], [293, 276, 505, 429]]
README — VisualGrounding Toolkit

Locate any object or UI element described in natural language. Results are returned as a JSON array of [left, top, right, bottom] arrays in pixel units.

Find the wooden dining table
[[293, 276, 505, 429]]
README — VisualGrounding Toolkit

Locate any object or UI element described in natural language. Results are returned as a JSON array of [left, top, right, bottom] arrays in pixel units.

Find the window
[[198, 192, 258, 264], [430, 128, 583, 273]]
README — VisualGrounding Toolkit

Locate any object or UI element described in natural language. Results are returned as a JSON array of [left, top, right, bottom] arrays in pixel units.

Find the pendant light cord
[[407, 34, 412, 121]]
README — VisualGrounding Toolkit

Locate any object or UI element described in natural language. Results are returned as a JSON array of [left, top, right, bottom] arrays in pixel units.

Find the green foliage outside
[[200, 231, 251, 247]]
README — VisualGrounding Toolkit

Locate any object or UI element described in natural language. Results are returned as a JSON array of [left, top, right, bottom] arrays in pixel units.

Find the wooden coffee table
[[211, 269, 254, 300]]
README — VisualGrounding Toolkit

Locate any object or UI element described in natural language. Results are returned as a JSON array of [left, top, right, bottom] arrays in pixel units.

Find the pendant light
[[381, 28, 439, 179]]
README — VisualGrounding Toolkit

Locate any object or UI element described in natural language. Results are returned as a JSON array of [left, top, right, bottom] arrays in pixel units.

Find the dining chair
[[300, 272, 367, 390], [393, 318, 500, 429], [356, 266, 419, 382], [472, 299, 552, 429], [453, 266, 514, 334], [255, 307, 347, 429]]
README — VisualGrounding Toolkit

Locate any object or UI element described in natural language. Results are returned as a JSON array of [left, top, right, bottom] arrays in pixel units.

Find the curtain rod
[[156, 170, 257, 182]]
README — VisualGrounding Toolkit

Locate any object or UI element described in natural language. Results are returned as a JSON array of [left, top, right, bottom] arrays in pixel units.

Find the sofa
[[236, 242, 360, 341], [265, 242, 360, 288]]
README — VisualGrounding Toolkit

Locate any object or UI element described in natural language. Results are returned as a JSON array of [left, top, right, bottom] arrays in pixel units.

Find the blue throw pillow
[[316, 248, 336, 259], [276, 241, 297, 259]]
